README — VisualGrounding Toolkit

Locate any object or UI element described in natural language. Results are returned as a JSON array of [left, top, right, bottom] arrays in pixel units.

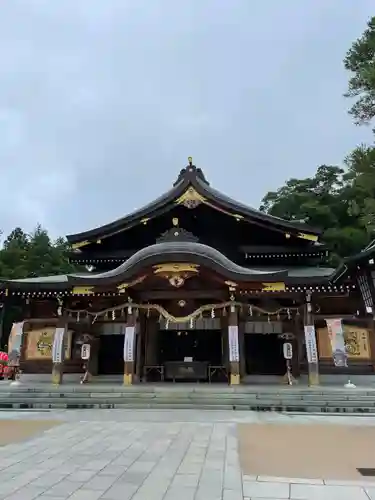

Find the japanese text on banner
[[304, 325, 318, 364]]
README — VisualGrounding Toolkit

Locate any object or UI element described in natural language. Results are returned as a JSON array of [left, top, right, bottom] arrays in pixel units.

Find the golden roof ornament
[[176, 186, 205, 209]]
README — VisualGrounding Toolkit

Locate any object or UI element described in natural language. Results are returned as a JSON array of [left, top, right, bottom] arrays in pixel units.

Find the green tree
[[260, 165, 345, 227], [259, 165, 370, 261], [344, 144, 375, 235], [344, 16, 375, 125], [260, 17, 375, 262], [0, 225, 76, 280], [0, 227, 30, 279]]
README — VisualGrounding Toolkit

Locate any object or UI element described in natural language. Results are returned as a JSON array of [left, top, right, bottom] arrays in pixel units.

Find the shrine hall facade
[[1, 159, 375, 385]]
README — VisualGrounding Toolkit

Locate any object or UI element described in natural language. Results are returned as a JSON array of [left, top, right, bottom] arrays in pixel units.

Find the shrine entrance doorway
[[98, 334, 124, 375], [245, 333, 285, 375]]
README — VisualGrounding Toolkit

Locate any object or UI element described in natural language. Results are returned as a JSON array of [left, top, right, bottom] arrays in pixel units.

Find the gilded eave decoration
[[175, 187, 206, 209], [297, 232, 318, 242], [72, 286, 95, 296], [153, 263, 199, 288], [116, 275, 147, 294], [175, 187, 245, 221], [71, 240, 90, 250]]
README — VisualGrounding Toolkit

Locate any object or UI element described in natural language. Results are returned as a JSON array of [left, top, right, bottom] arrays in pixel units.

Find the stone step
[[2, 391, 375, 404], [2, 385, 375, 413], [0, 396, 342, 404], [1, 395, 375, 413], [1, 400, 374, 413], [3, 388, 375, 397], [3, 385, 375, 395]]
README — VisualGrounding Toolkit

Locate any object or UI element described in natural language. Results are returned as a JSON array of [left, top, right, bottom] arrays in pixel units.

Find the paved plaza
[[0, 409, 374, 499]]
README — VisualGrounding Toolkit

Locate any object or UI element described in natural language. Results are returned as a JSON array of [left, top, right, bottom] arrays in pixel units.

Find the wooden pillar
[[123, 312, 136, 386], [134, 312, 145, 383], [228, 307, 240, 385], [304, 291, 319, 386], [368, 316, 375, 372], [221, 316, 229, 372], [239, 320, 246, 379]]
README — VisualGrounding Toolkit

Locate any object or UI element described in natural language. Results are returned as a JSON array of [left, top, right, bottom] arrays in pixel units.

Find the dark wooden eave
[[68, 249, 135, 263], [69, 243, 329, 264], [0, 241, 341, 293], [331, 241, 375, 284], [68, 241, 289, 286], [66, 163, 322, 245], [241, 245, 328, 257], [344, 240, 375, 266]]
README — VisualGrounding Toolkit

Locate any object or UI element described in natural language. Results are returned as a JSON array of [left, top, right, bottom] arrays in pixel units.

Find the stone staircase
[[1, 384, 375, 413]]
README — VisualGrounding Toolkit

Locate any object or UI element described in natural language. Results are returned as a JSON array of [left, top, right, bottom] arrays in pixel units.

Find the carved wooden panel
[[25, 327, 72, 360], [317, 325, 371, 360]]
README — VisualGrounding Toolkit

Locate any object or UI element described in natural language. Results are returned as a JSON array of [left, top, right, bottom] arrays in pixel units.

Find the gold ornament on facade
[[317, 326, 371, 360], [169, 275, 185, 288], [262, 282, 286, 292], [175, 187, 206, 209], [153, 263, 199, 288], [25, 328, 72, 360], [344, 332, 361, 356], [71, 240, 90, 250], [36, 331, 52, 356], [225, 281, 238, 290], [117, 275, 147, 293], [72, 286, 94, 295], [297, 232, 318, 242]]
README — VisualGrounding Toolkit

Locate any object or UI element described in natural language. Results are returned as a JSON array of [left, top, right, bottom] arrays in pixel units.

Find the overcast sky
[[0, 1, 374, 239]]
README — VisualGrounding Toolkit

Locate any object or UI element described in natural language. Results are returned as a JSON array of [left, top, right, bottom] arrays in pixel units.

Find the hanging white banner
[[304, 325, 318, 364], [123, 326, 135, 362], [8, 321, 24, 355], [325, 318, 348, 367], [228, 325, 240, 362], [52, 328, 65, 363]]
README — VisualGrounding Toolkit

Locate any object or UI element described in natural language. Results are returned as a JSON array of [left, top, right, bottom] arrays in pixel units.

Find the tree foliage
[[0, 225, 76, 280], [261, 17, 375, 262], [344, 16, 375, 125], [260, 165, 371, 262]]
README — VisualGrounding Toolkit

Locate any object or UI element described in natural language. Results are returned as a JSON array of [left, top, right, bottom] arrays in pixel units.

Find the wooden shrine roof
[[0, 240, 340, 296], [66, 161, 322, 246]]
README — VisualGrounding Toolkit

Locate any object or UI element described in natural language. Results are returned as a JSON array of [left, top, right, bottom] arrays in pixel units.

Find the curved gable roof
[[66, 162, 322, 244], [0, 241, 336, 291], [68, 241, 288, 285]]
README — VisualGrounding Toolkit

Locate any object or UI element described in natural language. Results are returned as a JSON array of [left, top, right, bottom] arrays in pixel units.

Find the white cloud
[[0, 0, 373, 239]]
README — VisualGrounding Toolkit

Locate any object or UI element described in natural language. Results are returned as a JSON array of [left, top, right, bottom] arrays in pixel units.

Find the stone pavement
[[0, 409, 374, 499]]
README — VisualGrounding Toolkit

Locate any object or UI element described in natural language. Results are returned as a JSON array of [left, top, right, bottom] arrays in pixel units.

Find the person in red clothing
[[0, 351, 8, 380]]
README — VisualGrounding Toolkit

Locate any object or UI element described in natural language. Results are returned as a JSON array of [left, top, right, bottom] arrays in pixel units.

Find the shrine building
[[1, 158, 374, 385]]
